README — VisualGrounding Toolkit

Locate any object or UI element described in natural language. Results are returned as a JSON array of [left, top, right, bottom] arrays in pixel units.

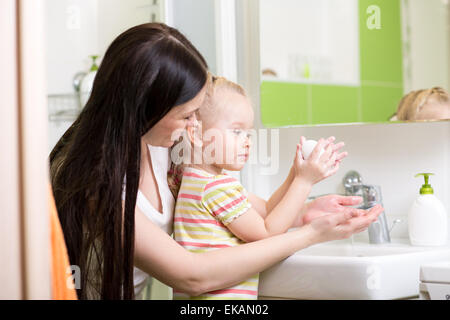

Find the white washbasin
[[259, 239, 450, 300]]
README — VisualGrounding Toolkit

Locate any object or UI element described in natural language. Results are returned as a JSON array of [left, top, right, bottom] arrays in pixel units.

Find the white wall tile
[[245, 121, 450, 243]]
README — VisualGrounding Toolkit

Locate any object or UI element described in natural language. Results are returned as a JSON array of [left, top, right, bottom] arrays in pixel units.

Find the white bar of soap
[[302, 139, 324, 160]]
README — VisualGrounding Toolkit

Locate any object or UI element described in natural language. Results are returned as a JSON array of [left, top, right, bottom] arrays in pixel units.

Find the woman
[[50, 23, 382, 300]]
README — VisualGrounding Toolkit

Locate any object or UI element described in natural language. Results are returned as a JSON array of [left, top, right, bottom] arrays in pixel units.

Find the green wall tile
[[359, 0, 403, 84], [260, 81, 309, 127], [361, 85, 403, 122], [311, 85, 359, 124]]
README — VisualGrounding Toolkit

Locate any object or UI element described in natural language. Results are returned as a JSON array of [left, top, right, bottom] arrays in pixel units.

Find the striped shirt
[[173, 167, 258, 300]]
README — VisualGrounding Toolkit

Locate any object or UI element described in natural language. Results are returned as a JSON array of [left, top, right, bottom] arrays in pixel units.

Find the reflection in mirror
[[259, 0, 450, 126], [46, 0, 165, 149], [390, 87, 450, 121]]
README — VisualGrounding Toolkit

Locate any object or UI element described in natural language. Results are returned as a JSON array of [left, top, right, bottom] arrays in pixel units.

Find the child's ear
[[186, 124, 203, 147]]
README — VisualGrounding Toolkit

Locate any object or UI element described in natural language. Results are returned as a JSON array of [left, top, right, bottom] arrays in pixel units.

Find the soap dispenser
[[408, 173, 448, 246]]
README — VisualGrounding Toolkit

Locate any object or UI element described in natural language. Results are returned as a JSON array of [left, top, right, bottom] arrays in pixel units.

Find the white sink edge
[[301, 240, 450, 252], [287, 251, 450, 265], [259, 239, 450, 300]]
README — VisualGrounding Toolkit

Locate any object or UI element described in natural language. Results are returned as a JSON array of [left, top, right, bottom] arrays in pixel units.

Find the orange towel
[[49, 184, 78, 300]]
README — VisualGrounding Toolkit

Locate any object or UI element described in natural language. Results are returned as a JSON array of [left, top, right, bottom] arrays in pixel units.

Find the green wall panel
[[311, 85, 359, 124], [260, 81, 309, 127], [359, 0, 403, 83], [361, 85, 403, 122]]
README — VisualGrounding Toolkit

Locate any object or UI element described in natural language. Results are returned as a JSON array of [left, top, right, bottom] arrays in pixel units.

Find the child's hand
[[293, 136, 345, 184], [322, 136, 348, 170]]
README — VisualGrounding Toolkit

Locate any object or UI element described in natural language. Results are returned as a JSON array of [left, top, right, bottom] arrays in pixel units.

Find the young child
[[171, 76, 345, 300], [391, 87, 450, 121]]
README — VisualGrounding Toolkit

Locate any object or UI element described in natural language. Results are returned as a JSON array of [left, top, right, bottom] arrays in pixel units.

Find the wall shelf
[[48, 93, 81, 122]]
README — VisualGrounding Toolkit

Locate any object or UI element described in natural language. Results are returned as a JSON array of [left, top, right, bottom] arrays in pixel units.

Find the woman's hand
[[301, 195, 365, 225], [306, 204, 383, 242], [293, 136, 347, 185]]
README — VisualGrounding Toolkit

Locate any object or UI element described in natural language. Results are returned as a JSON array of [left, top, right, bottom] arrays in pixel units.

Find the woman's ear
[[187, 123, 203, 147]]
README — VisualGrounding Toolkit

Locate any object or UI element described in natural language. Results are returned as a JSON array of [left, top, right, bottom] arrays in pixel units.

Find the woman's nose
[[188, 113, 199, 128]]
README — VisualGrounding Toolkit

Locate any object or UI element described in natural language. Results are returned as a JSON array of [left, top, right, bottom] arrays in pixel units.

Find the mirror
[[259, 0, 450, 126]]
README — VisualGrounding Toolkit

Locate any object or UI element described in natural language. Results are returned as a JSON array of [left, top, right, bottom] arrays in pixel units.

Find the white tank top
[[132, 145, 175, 299]]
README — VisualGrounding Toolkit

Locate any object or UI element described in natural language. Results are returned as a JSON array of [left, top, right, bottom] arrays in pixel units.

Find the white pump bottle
[[408, 173, 448, 246]]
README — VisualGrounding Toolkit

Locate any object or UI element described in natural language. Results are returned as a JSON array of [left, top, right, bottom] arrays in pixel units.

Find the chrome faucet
[[359, 185, 391, 244], [343, 171, 400, 244], [308, 171, 401, 244]]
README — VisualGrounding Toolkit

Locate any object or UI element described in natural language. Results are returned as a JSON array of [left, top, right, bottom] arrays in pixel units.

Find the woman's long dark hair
[[49, 23, 208, 299]]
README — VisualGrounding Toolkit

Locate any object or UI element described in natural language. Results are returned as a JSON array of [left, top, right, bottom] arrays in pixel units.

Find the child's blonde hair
[[198, 74, 247, 126], [394, 87, 449, 121], [168, 74, 247, 197]]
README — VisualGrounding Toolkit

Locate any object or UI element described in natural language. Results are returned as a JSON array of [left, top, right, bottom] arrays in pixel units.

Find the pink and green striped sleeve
[[201, 175, 251, 226]]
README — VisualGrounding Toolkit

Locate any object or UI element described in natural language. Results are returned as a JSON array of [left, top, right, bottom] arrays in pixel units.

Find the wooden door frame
[[0, 0, 51, 299]]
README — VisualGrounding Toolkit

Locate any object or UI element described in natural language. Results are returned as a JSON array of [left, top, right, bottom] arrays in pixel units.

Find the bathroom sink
[[258, 240, 450, 300]]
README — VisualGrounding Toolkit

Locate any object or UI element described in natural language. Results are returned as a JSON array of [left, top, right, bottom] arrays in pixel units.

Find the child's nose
[[244, 136, 251, 148]]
